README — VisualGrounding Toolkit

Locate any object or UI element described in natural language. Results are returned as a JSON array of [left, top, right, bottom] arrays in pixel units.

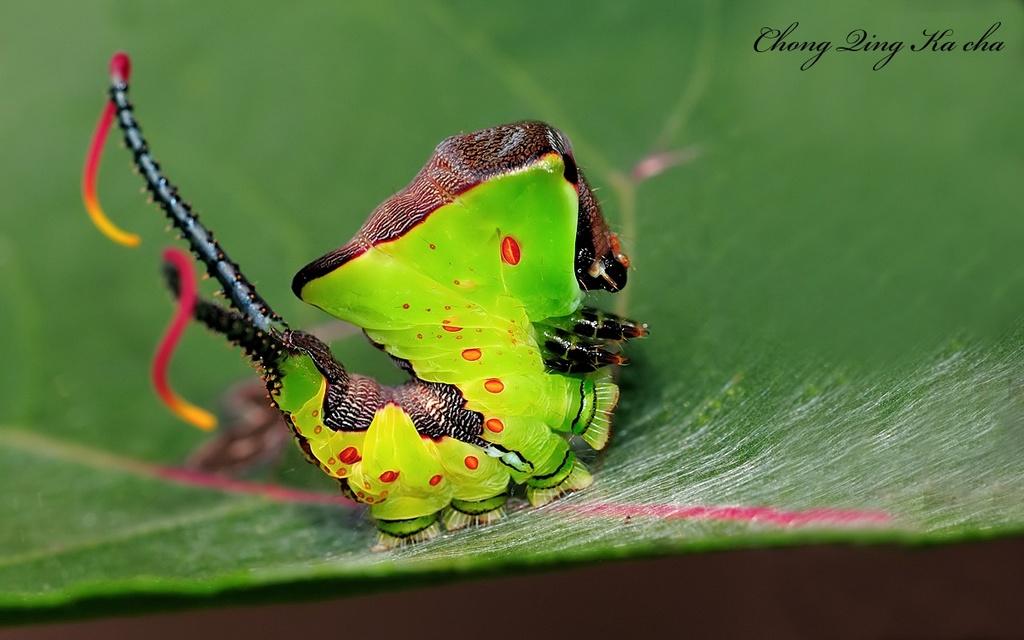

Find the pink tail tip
[[110, 51, 131, 83], [82, 52, 141, 247]]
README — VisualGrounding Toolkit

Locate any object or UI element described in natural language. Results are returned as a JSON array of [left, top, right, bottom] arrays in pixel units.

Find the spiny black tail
[[162, 259, 285, 371], [108, 53, 284, 334]]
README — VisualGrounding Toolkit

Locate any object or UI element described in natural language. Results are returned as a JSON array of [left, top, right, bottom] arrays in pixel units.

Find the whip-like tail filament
[[82, 53, 141, 247], [84, 51, 284, 335], [154, 248, 218, 431]]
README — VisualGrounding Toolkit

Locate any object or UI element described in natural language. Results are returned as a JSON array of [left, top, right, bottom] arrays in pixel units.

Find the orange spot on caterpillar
[[379, 470, 399, 483], [429, 243, 437, 250], [313, 425, 322, 434], [402, 303, 410, 309], [311, 409, 319, 417], [501, 236, 521, 265], [464, 456, 479, 470], [429, 474, 443, 486], [485, 418, 504, 433], [442, 323, 463, 332], [461, 348, 481, 361], [340, 447, 361, 464], [416, 333, 424, 339], [484, 378, 504, 393], [327, 458, 336, 465]]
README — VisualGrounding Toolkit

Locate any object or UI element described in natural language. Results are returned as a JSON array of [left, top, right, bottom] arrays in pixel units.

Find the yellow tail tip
[[85, 199, 141, 247], [167, 397, 218, 431]]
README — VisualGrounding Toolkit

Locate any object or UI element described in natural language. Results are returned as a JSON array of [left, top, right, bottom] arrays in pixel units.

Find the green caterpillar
[[87, 53, 647, 548]]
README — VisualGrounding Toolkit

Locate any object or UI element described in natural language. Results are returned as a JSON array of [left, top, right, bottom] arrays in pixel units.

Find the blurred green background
[[1, 0, 1022, 620]]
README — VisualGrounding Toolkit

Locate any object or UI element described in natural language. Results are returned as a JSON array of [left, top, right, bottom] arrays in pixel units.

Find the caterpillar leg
[[526, 448, 592, 507], [539, 326, 627, 373], [442, 491, 510, 531], [570, 377, 619, 450], [477, 413, 594, 505], [542, 374, 620, 450], [372, 512, 443, 551], [559, 307, 649, 342], [507, 430, 593, 506]]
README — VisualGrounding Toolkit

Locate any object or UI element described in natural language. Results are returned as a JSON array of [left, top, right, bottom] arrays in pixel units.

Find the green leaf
[[1, 0, 1022, 622]]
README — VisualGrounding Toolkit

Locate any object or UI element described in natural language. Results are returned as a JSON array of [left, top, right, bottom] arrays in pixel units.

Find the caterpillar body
[[86, 53, 647, 548]]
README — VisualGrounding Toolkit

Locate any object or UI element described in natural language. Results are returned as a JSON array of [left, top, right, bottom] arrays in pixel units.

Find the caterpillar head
[[569, 163, 630, 293], [520, 123, 630, 293]]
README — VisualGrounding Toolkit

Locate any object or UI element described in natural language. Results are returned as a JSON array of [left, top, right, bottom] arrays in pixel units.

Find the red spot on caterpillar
[[402, 303, 410, 309], [339, 447, 361, 464], [461, 348, 481, 361], [464, 456, 479, 470], [442, 323, 463, 332], [485, 418, 504, 433], [379, 470, 399, 483], [484, 378, 504, 393], [429, 474, 443, 486], [500, 236, 521, 265]]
